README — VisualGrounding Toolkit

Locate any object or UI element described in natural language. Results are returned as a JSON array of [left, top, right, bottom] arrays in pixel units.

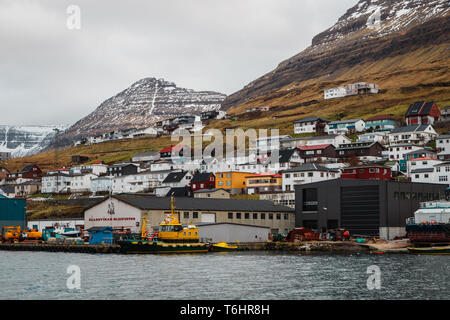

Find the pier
[[0, 242, 120, 254]]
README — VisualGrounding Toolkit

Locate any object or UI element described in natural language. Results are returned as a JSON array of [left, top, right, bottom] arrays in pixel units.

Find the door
[[201, 213, 216, 223]]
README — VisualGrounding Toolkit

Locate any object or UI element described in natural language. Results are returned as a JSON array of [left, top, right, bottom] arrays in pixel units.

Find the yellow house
[[215, 171, 253, 195], [245, 173, 282, 195]]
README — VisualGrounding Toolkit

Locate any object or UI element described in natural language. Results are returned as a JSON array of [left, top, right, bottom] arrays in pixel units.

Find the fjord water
[[0, 251, 448, 300]]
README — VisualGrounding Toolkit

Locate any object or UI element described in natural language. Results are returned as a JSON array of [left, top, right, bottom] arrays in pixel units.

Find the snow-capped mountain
[[57, 78, 226, 146], [0, 125, 68, 158], [223, 0, 450, 109]]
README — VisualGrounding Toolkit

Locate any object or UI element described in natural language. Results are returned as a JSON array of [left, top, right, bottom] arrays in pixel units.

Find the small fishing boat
[[118, 197, 209, 254], [210, 241, 238, 252], [407, 246, 450, 255]]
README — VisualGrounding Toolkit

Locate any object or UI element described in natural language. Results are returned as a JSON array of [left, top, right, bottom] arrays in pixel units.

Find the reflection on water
[[0, 251, 448, 300]]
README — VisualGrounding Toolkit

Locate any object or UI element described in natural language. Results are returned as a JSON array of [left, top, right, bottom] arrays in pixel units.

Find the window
[[269, 214, 273, 220], [228, 212, 233, 219], [193, 212, 198, 219], [184, 212, 190, 219], [236, 213, 241, 219], [261, 213, 266, 220], [245, 213, 250, 219], [284, 214, 289, 220], [276, 214, 281, 220], [253, 213, 258, 220]]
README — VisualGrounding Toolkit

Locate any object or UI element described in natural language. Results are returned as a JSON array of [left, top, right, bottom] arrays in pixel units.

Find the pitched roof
[[336, 142, 381, 151], [160, 145, 185, 153], [21, 164, 38, 173], [411, 168, 434, 174], [298, 144, 332, 151], [245, 173, 282, 178], [163, 171, 188, 183], [191, 172, 213, 183], [112, 195, 294, 213], [277, 149, 298, 163], [390, 125, 431, 134], [328, 119, 363, 125], [193, 188, 230, 194], [294, 116, 330, 124], [406, 101, 437, 117], [283, 163, 339, 173], [0, 186, 15, 194], [166, 187, 193, 197]]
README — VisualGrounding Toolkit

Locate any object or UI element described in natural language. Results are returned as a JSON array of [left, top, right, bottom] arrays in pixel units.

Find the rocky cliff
[[0, 125, 68, 158], [56, 78, 226, 146], [222, 0, 450, 110]]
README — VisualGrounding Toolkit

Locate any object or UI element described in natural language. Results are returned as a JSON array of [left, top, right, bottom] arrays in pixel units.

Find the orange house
[[215, 171, 253, 195], [245, 173, 282, 195]]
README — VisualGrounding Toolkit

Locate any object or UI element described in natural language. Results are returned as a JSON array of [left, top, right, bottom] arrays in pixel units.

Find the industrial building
[[198, 223, 269, 243], [0, 197, 26, 229], [294, 179, 446, 240], [84, 195, 295, 236]]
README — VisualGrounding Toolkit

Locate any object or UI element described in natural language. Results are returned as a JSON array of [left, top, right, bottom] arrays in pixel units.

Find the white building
[[266, 149, 302, 173], [387, 144, 423, 162], [436, 134, 450, 159], [357, 132, 389, 144], [42, 171, 72, 194], [71, 163, 108, 176], [281, 134, 351, 149], [161, 171, 193, 189], [407, 157, 442, 179], [294, 117, 330, 134], [70, 173, 98, 193], [324, 86, 347, 99], [281, 164, 340, 192], [91, 176, 114, 194], [252, 135, 291, 153], [389, 125, 437, 146], [326, 119, 366, 135]]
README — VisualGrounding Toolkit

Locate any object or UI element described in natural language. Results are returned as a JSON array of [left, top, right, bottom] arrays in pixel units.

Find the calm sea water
[[0, 251, 448, 300]]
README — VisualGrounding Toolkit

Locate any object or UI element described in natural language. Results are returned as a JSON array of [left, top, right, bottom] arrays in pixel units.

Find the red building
[[405, 101, 441, 125], [8, 164, 42, 181], [190, 172, 215, 192], [0, 166, 9, 181], [341, 165, 392, 181], [159, 145, 186, 159]]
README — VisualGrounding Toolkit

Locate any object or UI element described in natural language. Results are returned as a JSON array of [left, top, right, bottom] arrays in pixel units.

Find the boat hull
[[407, 247, 450, 255], [118, 240, 209, 254]]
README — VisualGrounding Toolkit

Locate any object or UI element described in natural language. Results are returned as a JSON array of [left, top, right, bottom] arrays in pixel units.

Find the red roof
[[160, 145, 185, 153], [92, 160, 103, 164], [298, 144, 332, 151]]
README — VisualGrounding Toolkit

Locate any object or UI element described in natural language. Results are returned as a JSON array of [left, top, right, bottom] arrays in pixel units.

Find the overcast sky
[[0, 0, 358, 126]]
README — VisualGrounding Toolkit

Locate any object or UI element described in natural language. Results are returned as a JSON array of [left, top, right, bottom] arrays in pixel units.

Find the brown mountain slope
[[222, 0, 450, 118]]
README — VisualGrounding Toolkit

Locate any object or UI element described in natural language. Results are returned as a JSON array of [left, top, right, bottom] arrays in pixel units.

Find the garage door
[[201, 213, 216, 223], [341, 186, 380, 237]]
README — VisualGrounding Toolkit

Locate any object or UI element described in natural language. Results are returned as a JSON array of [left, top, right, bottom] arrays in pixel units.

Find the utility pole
[[53, 128, 61, 194]]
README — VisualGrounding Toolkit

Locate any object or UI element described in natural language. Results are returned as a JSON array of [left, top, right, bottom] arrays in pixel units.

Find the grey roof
[[191, 172, 213, 183], [411, 168, 434, 174], [163, 171, 188, 183], [391, 125, 431, 134], [193, 188, 230, 194], [112, 195, 294, 213], [336, 142, 381, 151], [405, 148, 435, 155], [281, 134, 341, 142], [328, 119, 362, 125], [294, 116, 330, 124], [0, 186, 15, 193], [437, 135, 450, 139], [282, 163, 339, 173], [277, 149, 298, 163]]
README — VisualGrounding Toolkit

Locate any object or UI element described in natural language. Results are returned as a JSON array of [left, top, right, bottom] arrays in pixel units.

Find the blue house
[[88, 227, 114, 245]]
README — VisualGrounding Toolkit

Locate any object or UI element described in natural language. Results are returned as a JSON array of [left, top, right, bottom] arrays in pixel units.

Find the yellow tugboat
[[118, 197, 209, 254]]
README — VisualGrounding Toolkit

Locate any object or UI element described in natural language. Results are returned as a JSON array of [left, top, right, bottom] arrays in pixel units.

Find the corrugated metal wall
[[0, 199, 26, 229], [340, 186, 380, 236]]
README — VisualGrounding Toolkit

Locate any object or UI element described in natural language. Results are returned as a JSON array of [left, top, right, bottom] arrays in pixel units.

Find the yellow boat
[[210, 241, 239, 252], [118, 197, 209, 254]]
